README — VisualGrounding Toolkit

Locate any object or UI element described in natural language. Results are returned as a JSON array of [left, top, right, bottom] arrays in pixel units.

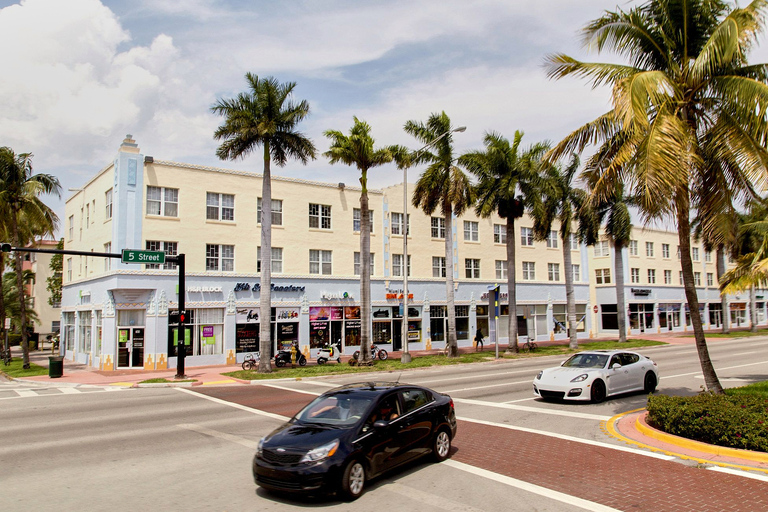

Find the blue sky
[[2, 0, 768, 235]]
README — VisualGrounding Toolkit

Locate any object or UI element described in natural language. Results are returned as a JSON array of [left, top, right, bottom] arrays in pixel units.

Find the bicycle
[[241, 352, 260, 370], [522, 339, 538, 353]]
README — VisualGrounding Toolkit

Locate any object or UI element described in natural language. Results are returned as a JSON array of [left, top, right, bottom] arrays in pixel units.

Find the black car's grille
[[261, 449, 304, 465], [256, 474, 303, 490], [538, 389, 565, 400]]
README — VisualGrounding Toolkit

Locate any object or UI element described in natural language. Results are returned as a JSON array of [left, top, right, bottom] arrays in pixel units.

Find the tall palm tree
[[324, 117, 398, 363], [407, 112, 473, 357], [545, 0, 768, 394], [459, 131, 546, 353], [534, 154, 596, 349], [0, 147, 60, 368], [212, 74, 317, 373]]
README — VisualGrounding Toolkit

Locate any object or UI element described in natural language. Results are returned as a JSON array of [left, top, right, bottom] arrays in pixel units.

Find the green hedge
[[5, 333, 36, 349], [647, 393, 768, 453]]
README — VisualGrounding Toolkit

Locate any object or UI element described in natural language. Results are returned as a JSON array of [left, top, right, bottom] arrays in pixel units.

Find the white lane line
[[443, 460, 621, 512], [730, 351, 760, 357], [503, 397, 537, 404], [15, 389, 37, 397], [58, 387, 80, 394], [260, 383, 322, 396], [412, 368, 537, 386], [663, 360, 768, 380], [443, 380, 531, 394], [177, 423, 260, 449], [707, 466, 768, 483], [457, 416, 675, 461], [174, 387, 290, 421], [454, 397, 611, 421]]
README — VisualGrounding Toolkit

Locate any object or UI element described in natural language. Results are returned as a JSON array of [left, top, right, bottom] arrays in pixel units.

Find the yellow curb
[[606, 408, 768, 474], [109, 382, 135, 387], [201, 379, 237, 386]]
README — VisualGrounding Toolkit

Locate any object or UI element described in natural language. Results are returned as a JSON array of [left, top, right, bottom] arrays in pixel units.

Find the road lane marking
[[443, 380, 532, 393], [707, 466, 768, 482], [443, 460, 621, 512], [663, 360, 768, 380], [454, 397, 611, 421], [259, 382, 322, 395], [503, 397, 537, 404], [177, 423, 260, 449], [174, 387, 290, 421]]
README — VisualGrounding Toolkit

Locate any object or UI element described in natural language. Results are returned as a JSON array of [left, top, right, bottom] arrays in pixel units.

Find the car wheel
[[340, 459, 365, 501], [590, 379, 606, 403], [644, 372, 657, 393], [432, 428, 451, 462], [378, 349, 388, 361]]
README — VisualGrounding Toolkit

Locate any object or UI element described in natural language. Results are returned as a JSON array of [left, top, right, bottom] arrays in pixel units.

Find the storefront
[[309, 306, 361, 351], [234, 306, 299, 356], [629, 303, 655, 332], [657, 303, 681, 331]]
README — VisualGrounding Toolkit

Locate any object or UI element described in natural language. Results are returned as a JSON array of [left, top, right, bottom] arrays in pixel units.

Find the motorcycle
[[274, 349, 307, 368], [353, 343, 388, 362], [317, 342, 342, 365]]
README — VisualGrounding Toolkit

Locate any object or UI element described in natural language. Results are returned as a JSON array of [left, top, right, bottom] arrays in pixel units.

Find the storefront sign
[[481, 292, 509, 300], [631, 288, 652, 296], [385, 293, 413, 299], [234, 282, 306, 293], [321, 291, 354, 300], [188, 286, 223, 293], [276, 308, 300, 320], [236, 308, 259, 323], [202, 325, 214, 337]]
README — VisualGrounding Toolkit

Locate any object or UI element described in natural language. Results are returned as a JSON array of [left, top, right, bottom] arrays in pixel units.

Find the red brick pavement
[[192, 386, 768, 512]]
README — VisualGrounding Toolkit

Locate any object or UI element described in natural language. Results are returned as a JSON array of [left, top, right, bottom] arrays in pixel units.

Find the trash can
[[48, 356, 64, 378]]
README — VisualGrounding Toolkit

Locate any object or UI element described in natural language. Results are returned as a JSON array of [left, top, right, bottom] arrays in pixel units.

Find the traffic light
[[179, 310, 187, 323], [1, 243, 11, 252]]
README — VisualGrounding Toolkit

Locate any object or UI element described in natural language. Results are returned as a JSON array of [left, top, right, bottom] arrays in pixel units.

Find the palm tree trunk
[[444, 210, 458, 357], [750, 285, 758, 333], [505, 217, 518, 353], [678, 197, 723, 393], [10, 208, 30, 368], [0, 251, 7, 356], [562, 239, 578, 349], [359, 172, 372, 363], [258, 144, 273, 373], [614, 241, 628, 342], [716, 245, 729, 333]]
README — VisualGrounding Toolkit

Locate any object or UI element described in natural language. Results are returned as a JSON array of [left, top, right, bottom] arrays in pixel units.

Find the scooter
[[317, 342, 342, 365], [274, 349, 307, 367]]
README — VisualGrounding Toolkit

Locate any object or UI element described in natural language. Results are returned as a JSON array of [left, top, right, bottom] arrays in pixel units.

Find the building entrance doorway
[[117, 327, 144, 368]]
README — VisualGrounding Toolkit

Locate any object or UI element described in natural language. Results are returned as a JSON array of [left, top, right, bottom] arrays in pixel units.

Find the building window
[[105, 189, 113, 219], [495, 260, 508, 280], [464, 221, 479, 242], [546, 230, 558, 248], [631, 268, 640, 284], [391, 254, 410, 277], [146, 186, 178, 217], [569, 233, 578, 250], [85, 203, 90, 228], [431, 217, 446, 239], [572, 264, 581, 282], [206, 244, 234, 271], [707, 273, 714, 286], [494, 224, 506, 244], [68, 216, 74, 240], [662, 243, 670, 259], [629, 240, 638, 256], [680, 271, 684, 284], [521, 227, 534, 246], [522, 261, 535, 280], [692, 247, 700, 261], [391, 212, 409, 235], [705, 251, 712, 263], [257, 247, 283, 274], [648, 269, 656, 284], [145, 241, 178, 270], [104, 243, 111, 271], [310, 249, 332, 275], [353, 209, 374, 233], [67, 258, 72, 281], [354, 252, 375, 276], [646, 242, 654, 257], [596, 268, 611, 284], [664, 270, 672, 284], [548, 263, 560, 281], [677, 246, 681, 260], [432, 256, 446, 278], [465, 258, 480, 278], [206, 192, 235, 221], [309, 203, 331, 229], [594, 240, 609, 257], [694, 272, 701, 286], [257, 198, 283, 225]]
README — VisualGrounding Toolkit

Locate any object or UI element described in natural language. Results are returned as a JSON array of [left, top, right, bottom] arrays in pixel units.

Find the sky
[[3, 0, 768, 238]]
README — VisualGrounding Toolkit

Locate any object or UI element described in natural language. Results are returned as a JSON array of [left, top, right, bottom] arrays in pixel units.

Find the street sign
[[121, 249, 165, 264]]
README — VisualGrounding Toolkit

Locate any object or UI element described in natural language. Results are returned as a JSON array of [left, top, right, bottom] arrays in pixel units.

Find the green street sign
[[121, 249, 165, 264]]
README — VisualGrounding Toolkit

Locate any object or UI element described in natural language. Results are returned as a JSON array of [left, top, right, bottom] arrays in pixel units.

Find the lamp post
[[401, 126, 466, 363]]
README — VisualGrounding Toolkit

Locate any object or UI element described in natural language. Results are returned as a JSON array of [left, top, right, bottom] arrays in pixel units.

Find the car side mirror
[[611, 363, 622, 370], [373, 420, 389, 429]]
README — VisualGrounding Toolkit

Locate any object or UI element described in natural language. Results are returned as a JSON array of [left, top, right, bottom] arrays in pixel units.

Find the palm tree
[[545, 0, 768, 394], [534, 154, 597, 349], [407, 112, 473, 357], [459, 131, 546, 353], [212, 74, 317, 373], [0, 147, 60, 368], [324, 117, 398, 363]]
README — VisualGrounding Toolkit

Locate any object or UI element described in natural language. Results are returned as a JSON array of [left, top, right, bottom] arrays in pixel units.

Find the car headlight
[[300, 439, 339, 463], [255, 437, 265, 458], [536, 371, 543, 380], [570, 374, 589, 383]]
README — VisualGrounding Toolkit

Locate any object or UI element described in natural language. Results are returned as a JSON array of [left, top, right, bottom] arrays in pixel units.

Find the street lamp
[[401, 125, 466, 363]]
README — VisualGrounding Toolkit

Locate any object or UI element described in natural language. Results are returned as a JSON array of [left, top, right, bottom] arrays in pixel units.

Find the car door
[[620, 353, 645, 391], [357, 393, 404, 477], [606, 354, 630, 393], [394, 388, 435, 462]]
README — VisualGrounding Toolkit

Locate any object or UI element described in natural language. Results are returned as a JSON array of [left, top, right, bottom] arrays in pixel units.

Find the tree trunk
[[258, 144, 273, 373], [359, 172, 372, 363], [614, 241, 628, 342], [0, 251, 7, 356], [562, 237, 578, 349], [505, 217, 518, 353], [716, 245, 729, 333], [444, 210, 458, 357], [678, 196, 723, 393], [750, 285, 758, 333], [10, 208, 30, 368]]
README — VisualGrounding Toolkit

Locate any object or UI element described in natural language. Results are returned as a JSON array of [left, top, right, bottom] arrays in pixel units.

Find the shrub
[[647, 393, 768, 453]]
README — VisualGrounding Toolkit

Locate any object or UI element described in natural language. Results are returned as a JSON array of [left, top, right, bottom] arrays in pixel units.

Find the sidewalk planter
[[48, 356, 64, 378]]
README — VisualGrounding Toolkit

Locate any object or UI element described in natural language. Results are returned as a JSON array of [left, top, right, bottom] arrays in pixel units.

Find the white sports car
[[533, 350, 659, 403]]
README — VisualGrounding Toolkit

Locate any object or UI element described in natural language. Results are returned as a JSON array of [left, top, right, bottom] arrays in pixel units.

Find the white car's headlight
[[536, 371, 543, 380], [570, 373, 589, 383], [300, 439, 339, 463], [256, 437, 265, 458]]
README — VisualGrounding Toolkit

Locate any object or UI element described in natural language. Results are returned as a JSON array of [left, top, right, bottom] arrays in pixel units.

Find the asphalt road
[[2, 336, 768, 511]]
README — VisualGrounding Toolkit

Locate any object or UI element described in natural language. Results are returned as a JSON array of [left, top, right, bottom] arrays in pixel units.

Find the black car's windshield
[[563, 353, 609, 369], [295, 395, 373, 426]]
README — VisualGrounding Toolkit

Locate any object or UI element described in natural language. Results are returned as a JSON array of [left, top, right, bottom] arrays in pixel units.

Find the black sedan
[[253, 381, 457, 500]]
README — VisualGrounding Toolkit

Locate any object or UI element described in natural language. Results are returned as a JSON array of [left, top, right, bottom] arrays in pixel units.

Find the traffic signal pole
[[174, 253, 186, 379]]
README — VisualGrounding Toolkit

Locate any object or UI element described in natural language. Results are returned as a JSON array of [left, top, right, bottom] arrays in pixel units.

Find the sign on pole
[[121, 249, 165, 264]]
